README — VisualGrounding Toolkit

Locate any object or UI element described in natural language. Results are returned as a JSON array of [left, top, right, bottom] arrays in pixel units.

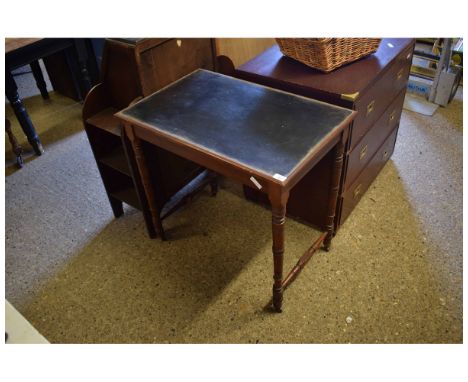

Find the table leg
[[125, 124, 166, 240], [268, 188, 290, 312], [323, 139, 345, 251], [30, 60, 49, 100], [73, 39, 92, 97], [5, 69, 44, 156]]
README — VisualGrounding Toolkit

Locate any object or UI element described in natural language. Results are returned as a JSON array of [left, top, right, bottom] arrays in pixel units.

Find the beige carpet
[[4, 79, 463, 343]]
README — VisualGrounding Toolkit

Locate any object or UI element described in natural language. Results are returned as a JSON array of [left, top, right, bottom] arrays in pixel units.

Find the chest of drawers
[[218, 38, 415, 229]]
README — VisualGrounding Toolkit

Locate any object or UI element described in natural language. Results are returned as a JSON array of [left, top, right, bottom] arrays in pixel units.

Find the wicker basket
[[276, 38, 382, 73]]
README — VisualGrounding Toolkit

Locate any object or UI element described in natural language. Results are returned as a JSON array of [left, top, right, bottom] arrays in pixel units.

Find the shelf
[[86, 107, 121, 136], [98, 145, 131, 176], [410, 65, 436, 80], [109, 187, 141, 210]]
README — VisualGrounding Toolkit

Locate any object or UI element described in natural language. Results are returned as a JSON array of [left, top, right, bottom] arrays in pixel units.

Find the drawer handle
[[176, 39, 182, 47], [359, 145, 368, 160], [366, 100, 375, 116], [397, 68, 404, 80], [353, 184, 362, 200], [383, 150, 389, 160], [389, 110, 397, 123], [406, 52, 412, 60]]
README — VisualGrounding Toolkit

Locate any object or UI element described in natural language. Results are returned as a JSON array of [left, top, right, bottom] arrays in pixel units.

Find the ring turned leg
[[268, 189, 289, 312], [323, 140, 345, 251]]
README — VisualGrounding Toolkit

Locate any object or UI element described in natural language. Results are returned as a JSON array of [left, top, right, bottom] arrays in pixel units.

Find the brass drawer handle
[[383, 150, 389, 160], [366, 100, 375, 116], [353, 184, 362, 200], [359, 144, 368, 160], [176, 39, 182, 47], [389, 110, 397, 123], [397, 68, 404, 80]]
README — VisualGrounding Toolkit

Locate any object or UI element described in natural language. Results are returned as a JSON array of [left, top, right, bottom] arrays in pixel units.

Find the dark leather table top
[[118, 69, 353, 180]]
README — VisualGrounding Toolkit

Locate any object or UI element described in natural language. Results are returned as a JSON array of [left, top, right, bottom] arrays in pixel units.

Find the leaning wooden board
[[218, 38, 415, 230]]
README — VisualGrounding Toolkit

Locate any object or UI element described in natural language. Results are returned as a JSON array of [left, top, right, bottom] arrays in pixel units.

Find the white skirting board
[[5, 300, 49, 344]]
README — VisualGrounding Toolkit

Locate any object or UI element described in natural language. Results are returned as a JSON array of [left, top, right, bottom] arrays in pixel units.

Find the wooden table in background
[[5, 38, 94, 155], [116, 69, 355, 312]]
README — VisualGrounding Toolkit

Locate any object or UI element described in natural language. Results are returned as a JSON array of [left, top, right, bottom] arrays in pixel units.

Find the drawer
[[139, 38, 214, 96], [350, 44, 412, 149], [340, 126, 399, 225], [344, 88, 405, 189]]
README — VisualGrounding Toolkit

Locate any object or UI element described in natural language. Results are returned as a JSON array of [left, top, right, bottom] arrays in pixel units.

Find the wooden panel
[[102, 41, 142, 110], [43, 50, 81, 101], [344, 89, 406, 189], [216, 38, 276, 67], [139, 38, 214, 95], [340, 127, 399, 225]]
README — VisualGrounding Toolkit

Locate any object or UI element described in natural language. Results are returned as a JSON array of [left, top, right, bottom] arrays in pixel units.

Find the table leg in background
[[323, 139, 345, 251], [5, 69, 44, 156], [73, 39, 92, 97], [30, 60, 49, 100]]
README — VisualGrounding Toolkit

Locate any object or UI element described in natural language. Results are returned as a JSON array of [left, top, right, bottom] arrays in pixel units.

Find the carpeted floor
[[4, 67, 463, 343]]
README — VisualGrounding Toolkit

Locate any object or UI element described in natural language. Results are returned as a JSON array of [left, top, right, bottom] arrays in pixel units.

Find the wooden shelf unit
[[82, 38, 219, 239]]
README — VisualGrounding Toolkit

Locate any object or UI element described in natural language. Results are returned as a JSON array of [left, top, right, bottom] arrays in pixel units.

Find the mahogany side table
[[116, 69, 355, 312]]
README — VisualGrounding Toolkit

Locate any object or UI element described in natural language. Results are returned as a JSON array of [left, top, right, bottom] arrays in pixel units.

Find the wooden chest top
[[237, 38, 414, 102]]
